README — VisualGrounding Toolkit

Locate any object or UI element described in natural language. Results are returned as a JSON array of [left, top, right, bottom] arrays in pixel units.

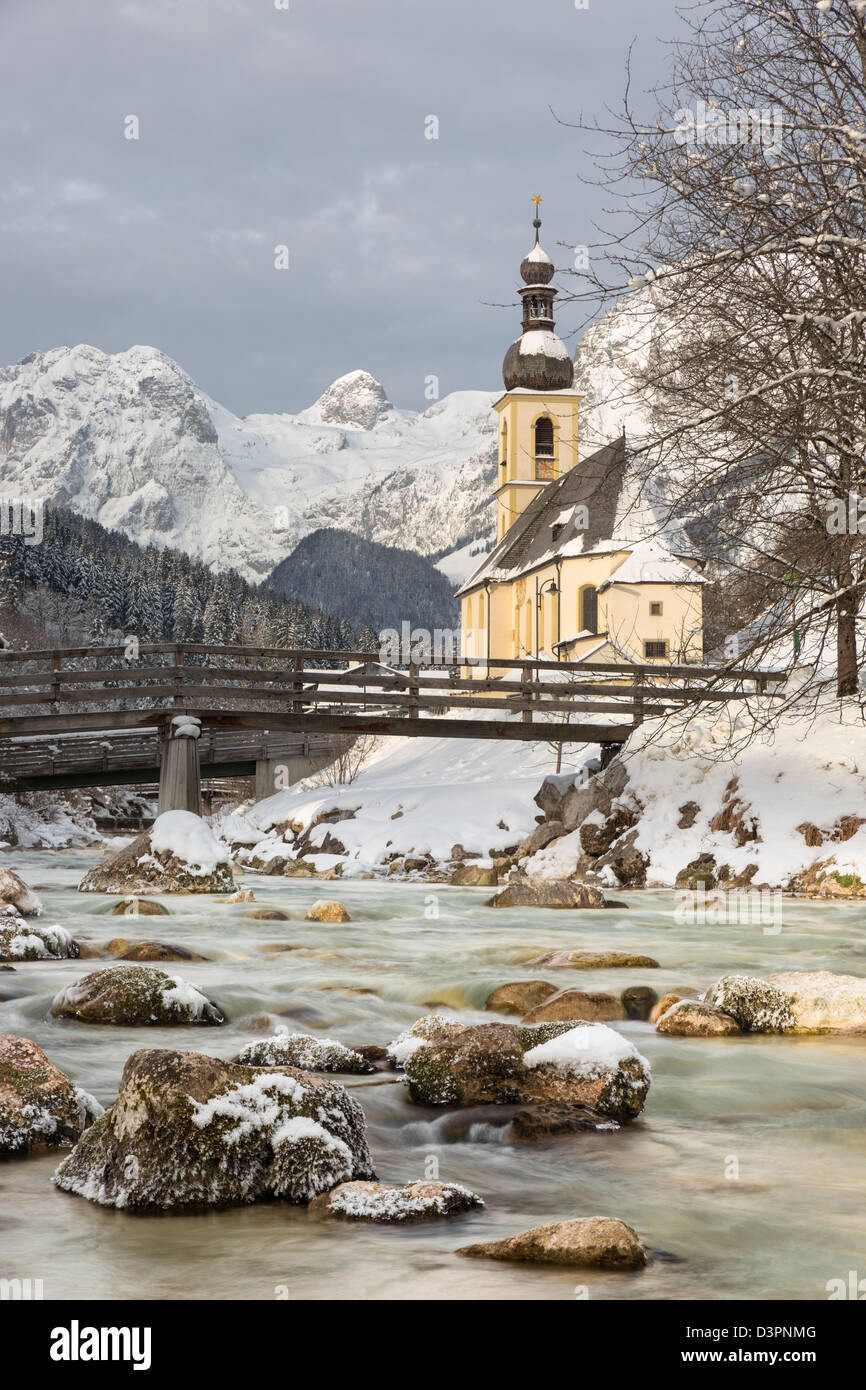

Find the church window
[[650, 601, 663, 616], [581, 585, 598, 634], [534, 417, 554, 456]]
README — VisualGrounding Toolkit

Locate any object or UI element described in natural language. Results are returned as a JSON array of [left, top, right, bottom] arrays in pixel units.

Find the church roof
[[457, 436, 700, 595]]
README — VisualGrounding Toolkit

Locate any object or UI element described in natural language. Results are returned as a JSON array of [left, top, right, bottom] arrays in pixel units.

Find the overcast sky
[[0, 0, 684, 416]]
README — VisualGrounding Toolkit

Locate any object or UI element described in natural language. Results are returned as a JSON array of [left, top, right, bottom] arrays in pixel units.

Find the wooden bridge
[[0, 643, 785, 811]]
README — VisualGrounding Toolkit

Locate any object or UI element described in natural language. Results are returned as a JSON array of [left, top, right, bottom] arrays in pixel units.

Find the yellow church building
[[458, 206, 705, 672]]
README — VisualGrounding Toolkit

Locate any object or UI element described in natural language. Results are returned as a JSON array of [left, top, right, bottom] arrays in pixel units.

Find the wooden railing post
[[408, 660, 420, 719], [50, 653, 61, 713], [522, 662, 533, 723], [173, 646, 184, 709], [633, 668, 645, 728], [291, 653, 303, 714]]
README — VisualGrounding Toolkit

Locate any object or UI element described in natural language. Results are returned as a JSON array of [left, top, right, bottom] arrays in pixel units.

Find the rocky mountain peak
[[310, 369, 392, 430]]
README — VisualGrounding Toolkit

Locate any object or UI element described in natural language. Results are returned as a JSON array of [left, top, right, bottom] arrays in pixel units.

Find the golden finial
[[531, 195, 542, 239]]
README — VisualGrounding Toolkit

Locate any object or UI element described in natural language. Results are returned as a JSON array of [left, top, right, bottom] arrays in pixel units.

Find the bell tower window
[[534, 416, 555, 481]]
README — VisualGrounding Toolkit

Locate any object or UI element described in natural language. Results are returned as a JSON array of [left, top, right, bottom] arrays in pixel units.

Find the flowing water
[[2, 848, 865, 1301]]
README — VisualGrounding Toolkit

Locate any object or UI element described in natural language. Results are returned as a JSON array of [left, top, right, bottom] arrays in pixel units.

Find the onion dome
[[520, 216, 555, 285], [502, 199, 574, 391]]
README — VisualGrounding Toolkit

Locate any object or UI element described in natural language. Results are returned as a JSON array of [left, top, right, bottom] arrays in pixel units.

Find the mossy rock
[[50, 965, 224, 1026], [704, 975, 795, 1033], [235, 1033, 374, 1074], [53, 1048, 375, 1208], [0, 1034, 102, 1154], [78, 832, 233, 896], [0, 923, 79, 963], [402, 1020, 650, 1122]]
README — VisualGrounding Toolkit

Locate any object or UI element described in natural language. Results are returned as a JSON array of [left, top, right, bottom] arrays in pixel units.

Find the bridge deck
[[0, 645, 785, 792]]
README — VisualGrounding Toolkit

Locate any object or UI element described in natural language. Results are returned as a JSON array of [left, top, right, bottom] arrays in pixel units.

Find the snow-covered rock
[[0, 1034, 102, 1155], [0, 921, 78, 962], [0, 867, 43, 916], [50, 965, 224, 1026], [235, 1033, 374, 1074], [711, 971, 866, 1035], [310, 1179, 483, 1223], [53, 1047, 375, 1208], [401, 1020, 651, 1122], [78, 812, 233, 895]]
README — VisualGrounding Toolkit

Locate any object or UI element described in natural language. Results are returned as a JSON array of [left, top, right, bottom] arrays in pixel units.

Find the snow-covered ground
[[527, 700, 866, 890], [220, 716, 591, 876]]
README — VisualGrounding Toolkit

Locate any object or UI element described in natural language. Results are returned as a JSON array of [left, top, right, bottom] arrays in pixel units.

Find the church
[[457, 204, 705, 671]]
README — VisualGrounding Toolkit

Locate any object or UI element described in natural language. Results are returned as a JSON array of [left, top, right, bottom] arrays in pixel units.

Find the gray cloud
[[0, 0, 682, 415]]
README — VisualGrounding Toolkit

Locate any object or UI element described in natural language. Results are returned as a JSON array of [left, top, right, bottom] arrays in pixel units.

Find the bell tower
[[494, 199, 581, 541]]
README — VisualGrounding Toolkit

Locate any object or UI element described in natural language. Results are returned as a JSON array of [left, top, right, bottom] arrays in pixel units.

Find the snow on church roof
[[458, 437, 698, 595], [518, 330, 571, 359], [598, 537, 707, 588]]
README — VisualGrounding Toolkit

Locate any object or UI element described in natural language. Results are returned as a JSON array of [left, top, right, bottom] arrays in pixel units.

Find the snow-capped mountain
[[0, 345, 497, 581]]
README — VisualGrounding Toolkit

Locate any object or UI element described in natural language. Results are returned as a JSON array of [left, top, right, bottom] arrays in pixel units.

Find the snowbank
[[150, 810, 230, 877], [230, 716, 590, 876], [525, 700, 866, 891]]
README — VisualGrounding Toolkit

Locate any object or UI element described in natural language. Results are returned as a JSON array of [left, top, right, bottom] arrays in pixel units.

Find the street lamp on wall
[[535, 576, 559, 658]]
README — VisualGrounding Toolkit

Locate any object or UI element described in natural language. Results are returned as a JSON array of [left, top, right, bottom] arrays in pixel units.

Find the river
[[2, 848, 865, 1301]]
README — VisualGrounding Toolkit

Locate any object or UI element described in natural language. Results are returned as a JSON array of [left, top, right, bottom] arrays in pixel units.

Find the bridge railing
[[0, 644, 787, 742]]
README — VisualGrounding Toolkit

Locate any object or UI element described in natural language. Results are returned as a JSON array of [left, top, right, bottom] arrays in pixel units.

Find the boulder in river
[[53, 1047, 375, 1208], [0, 921, 79, 963], [766, 971, 866, 1033], [487, 878, 605, 909], [531, 949, 660, 970], [451, 864, 499, 887], [648, 988, 699, 1024], [485, 980, 557, 1016], [621, 986, 658, 1020], [50, 965, 224, 1026], [235, 1032, 375, 1074], [306, 900, 352, 923], [656, 1000, 741, 1036], [0, 1034, 102, 1155], [0, 868, 42, 917], [109, 898, 169, 917], [309, 1179, 483, 1222], [385, 1014, 466, 1068], [402, 1020, 651, 1122], [704, 975, 795, 1033], [522, 989, 626, 1025], [78, 811, 234, 895], [457, 1217, 649, 1269], [105, 938, 208, 964], [506, 1103, 620, 1144]]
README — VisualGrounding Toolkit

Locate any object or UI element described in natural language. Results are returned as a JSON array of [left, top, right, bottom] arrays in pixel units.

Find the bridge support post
[[158, 725, 202, 816], [255, 751, 337, 802]]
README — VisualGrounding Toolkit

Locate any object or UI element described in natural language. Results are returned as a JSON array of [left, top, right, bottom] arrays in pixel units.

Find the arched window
[[500, 420, 508, 468], [534, 417, 554, 457], [581, 585, 598, 634]]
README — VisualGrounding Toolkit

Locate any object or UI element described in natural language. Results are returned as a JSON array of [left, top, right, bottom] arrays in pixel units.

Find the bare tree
[[564, 0, 866, 707]]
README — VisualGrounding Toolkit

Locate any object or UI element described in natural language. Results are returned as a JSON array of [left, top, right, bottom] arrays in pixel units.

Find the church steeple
[[502, 198, 574, 392]]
